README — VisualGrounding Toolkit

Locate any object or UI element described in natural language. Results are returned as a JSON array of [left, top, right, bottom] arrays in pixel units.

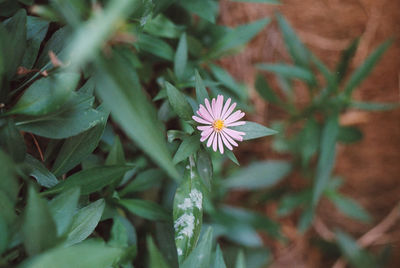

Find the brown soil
[[218, 0, 400, 267]]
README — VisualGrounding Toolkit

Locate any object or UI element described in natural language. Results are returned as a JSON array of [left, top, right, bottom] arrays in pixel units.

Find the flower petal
[[221, 131, 238, 147], [206, 132, 215, 147], [200, 128, 213, 142], [223, 128, 245, 141], [220, 132, 233, 150], [204, 98, 215, 120], [211, 98, 217, 119], [198, 125, 212, 131], [212, 132, 218, 152], [215, 95, 224, 119], [221, 102, 237, 120], [225, 110, 245, 125], [198, 105, 214, 122], [217, 133, 224, 154], [192, 115, 211, 125], [200, 127, 213, 138], [225, 121, 246, 127], [220, 98, 231, 120]]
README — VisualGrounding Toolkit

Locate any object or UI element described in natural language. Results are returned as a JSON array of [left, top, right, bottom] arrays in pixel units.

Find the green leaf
[[20, 240, 124, 268], [174, 33, 188, 81], [181, 227, 213, 268], [8, 72, 79, 116], [143, 14, 181, 39], [328, 193, 371, 222], [95, 55, 179, 181], [223, 160, 291, 190], [312, 114, 339, 206], [235, 251, 246, 268], [255, 74, 281, 104], [231, 121, 277, 141], [276, 12, 310, 67], [337, 126, 363, 144], [335, 230, 377, 268], [23, 187, 57, 256], [212, 244, 227, 268], [297, 206, 314, 233], [66, 0, 141, 69], [22, 16, 49, 70], [173, 135, 201, 164], [64, 199, 105, 247], [350, 101, 400, 111], [119, 199, 170, 221], [136, 33, 174, 60], [343, 40, 392, 97], [44, 166, 132, 196], [196, 149, 213, 189], [48, 188, 80, 236], [51, 106, 108, 177], [179, 0, 218, 23], [257, 63, 315, 83], [277, 191, 310, 216], [336, 38, 360, 83], [25, 154, 58, 188], [105, 135, 126, 165], [165, 82, 193, 121], [120, 168, 165, 196], [173, 157, 204, 262], [0, 215, 8, 255], [195, 70, 209, 105], [298, 118, 320, 167], [3, 9, 26, 79], [0, 150, 18, 205], [15, 92, 106, 139], [155, 222, 180, 268], [147, 236, 171, 268], [0, 118, 26, 162], [209, 64, 246, 100], [109, 217, 128, 248], [225, 150, 239, 165], [210, 18, 270, 58]]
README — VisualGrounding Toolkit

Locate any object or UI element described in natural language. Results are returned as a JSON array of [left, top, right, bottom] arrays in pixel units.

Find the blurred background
[[217, 0, 400, 266]]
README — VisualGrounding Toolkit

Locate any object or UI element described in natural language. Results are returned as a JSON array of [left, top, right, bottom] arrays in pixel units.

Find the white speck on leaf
[[178, 198, 192, 210], [174, 213, 195, 239]]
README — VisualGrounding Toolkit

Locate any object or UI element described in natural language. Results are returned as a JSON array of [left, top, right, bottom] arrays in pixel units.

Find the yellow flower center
[[213, 119, 225, 132]]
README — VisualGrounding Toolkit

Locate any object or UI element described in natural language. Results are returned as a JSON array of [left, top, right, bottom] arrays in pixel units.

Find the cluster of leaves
[[0, 0, 288, 268], [254, 13, 397, 267]]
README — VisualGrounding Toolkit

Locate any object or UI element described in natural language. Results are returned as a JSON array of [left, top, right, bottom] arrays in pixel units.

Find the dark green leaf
[[64, 199, 105, 246], [173, 157, 204, 262], [179, 0, 218, 23], [196, 149, 213, 189], [155, 222, 180, 268], [143, 14, 181, 39], [329, 193, 371, 222], [23, 187, 57, 256], [15, 92, 106, 139], [119, 199, 170, 221], [223, 160, 291, 190], [276, 13, 310, 67], [109, 217, 129, 248], [231, 121, 277, 140], [120, 168, 165, 196], [343, 40, 392, 96], [48, 188, 80, 236], [225, 150, 240, 166], [0, 150, 18, 204], [335, 230, 377, 268], [44, 166, 132, 196], [95, 56, 179, 181], [277, 191, 310, 216], [350, 101, 400, 111], [335, 38, 360, 83], [147, 236, 171, 268], [312, 114, 339, 206], [195, 70, 209, 105], [25, 154, 58, 188], [257, 63, 315, 83], [173, 135, 200, 164], [105, 135, 126, 165], [174, 33, 188, 81], [22, 16, 49, 69], [0, 118, 26, 162], [181, 227, 213, 268], [255, 74, 281, 104], [165, 82, 193, 121], [209, 64, 246, 100], [337, 126, 363, 144], [136, 34, 174, 60], [20, 240, 124, 268], [3, 9, 26, 79], [297, 206, 314, 233], [51, 105, 108, 177], [0, 215, 7, 255], [210, 18, 270, 58]]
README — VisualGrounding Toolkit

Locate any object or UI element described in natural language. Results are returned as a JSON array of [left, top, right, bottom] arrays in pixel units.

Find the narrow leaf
[[255, 74, 280, 104], [174, 33, 188, 81], [173, 135, 201, 164], [147, 236, 171, 268], [213, 244, 227, 268], [257, 63, 315, 83], [165, 82, 193, 121], [119, 199, 170, 221], [231, 121, 277, 140], [195, 70, 209, 105], [181, 227, 213, 268], [25, 154, 58, 188]]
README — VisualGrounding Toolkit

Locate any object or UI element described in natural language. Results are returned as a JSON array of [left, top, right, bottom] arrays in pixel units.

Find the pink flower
[[192, 95, 246, 154]]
